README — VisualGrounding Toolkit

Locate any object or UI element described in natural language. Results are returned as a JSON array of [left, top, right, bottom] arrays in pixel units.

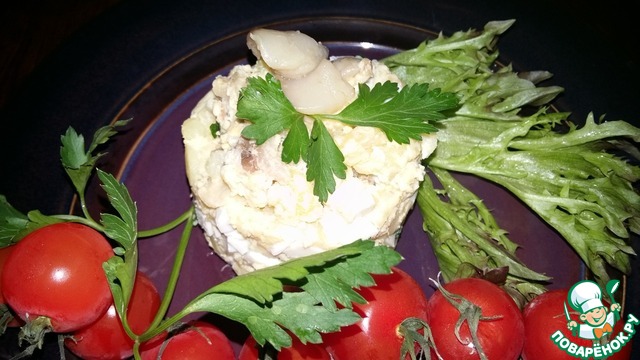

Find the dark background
[[0, 0, 637, 110], [1, 0, 638, 359]]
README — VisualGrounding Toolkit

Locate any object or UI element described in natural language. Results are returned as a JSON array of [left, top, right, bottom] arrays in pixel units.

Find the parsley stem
[[51, 214, 104, 232], [137, 206, 194, 238], [77, 191, 98, 226], [143, 206, 194, 338]]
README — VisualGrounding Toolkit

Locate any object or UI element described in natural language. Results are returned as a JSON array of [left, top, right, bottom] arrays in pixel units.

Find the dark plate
[[115, 15, 585, 342], [1, 1, 637, 358]]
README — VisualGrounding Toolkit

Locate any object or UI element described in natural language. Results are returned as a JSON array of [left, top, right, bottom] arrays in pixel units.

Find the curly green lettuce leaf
[[385, 19, 639, 288], [417, 169, 549, 306]]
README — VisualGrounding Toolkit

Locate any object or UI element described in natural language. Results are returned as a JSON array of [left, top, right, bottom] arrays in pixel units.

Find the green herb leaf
[[209, 123, 220, 138], [185, 292, 359, 350], [281, 119, 310, 163], [96, 167, 139, 325], [0, 195, 30, 246], [97, 169, 137, 250], [102, 250, 138, 323], [238, 74, 310, 164], [306, 119, 347, 203], [209, 240, 394, 302], [301, 243, 402, 310], [89, 119, 130, 153], [0, 196, 61, 246], [324, 82, 458, 143], [238, 74, 305, 145], [60, 120, 129, 196], [60, 127, 94, 196], [175, 240, 402, 350], [236, 73, 457, 203]]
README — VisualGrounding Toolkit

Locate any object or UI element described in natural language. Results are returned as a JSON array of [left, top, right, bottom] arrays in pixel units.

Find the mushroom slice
[[247, 28, 328, 78]]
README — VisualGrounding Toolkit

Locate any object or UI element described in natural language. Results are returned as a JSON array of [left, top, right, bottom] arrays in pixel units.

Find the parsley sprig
[[237, 74, 459, 203]]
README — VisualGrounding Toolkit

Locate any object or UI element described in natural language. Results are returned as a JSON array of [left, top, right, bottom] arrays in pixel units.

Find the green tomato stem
[[132, 341, 142, 360]]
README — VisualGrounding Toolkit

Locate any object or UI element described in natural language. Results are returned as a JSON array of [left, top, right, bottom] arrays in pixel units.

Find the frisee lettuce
[[383, 19, 640, 290]]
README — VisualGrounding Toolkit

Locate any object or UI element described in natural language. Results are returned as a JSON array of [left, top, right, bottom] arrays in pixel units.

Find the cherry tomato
[[65, 271, 164, 360], [239, 334, 331, 360], [427, 277, 524, 360], [140, 320, 235, 360], [1, 222, 113, 332], [322, 267, 429, 360], [522, 288, 632, 360], [0, 245, 14, 305], [0, 245, 23, 328]]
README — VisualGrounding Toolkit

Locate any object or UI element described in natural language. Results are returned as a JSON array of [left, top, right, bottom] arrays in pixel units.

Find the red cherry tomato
[[0, 245, 14, 305], [1, 223, 113, 332], [65, 271, 164, 360], [239, 334, 331, 360], [0, 245, 23, 328], [140, 320, 235, 360], [322, 267, 429, 360], [522, 288, 632, 360], [427, 277, 524, 360]]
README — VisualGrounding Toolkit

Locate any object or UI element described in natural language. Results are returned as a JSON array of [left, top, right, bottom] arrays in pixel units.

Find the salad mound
[[182, 29, 438, 274]]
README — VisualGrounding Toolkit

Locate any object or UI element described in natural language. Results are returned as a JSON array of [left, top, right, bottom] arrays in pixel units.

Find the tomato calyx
[[6, 316, 55, 358], [398, 316, 439, 360], [1, 303, 17, 331], [429, 277, 501, 360], [453, 264, 530, 309], [17, 316, 54, 348]]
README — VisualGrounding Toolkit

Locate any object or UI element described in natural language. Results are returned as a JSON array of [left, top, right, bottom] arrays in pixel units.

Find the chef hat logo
[[568, 280, 604, 313]]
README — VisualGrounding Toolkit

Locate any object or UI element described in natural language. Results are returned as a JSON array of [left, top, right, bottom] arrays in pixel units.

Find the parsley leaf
[[97, 169, 137, 250], [176, 239, 402, 350], [281, 119, 310, 163], [236, 75, 458, 203], [60, 120, 130, 196], [302, 243, 402, 310], [0, 195, 61, 246], [307, 119, 347, 202], [238, 74, 305, 145], [324, 82, 458, 143], [97, 169, 139, 309], [239, 74, 310, 164]]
